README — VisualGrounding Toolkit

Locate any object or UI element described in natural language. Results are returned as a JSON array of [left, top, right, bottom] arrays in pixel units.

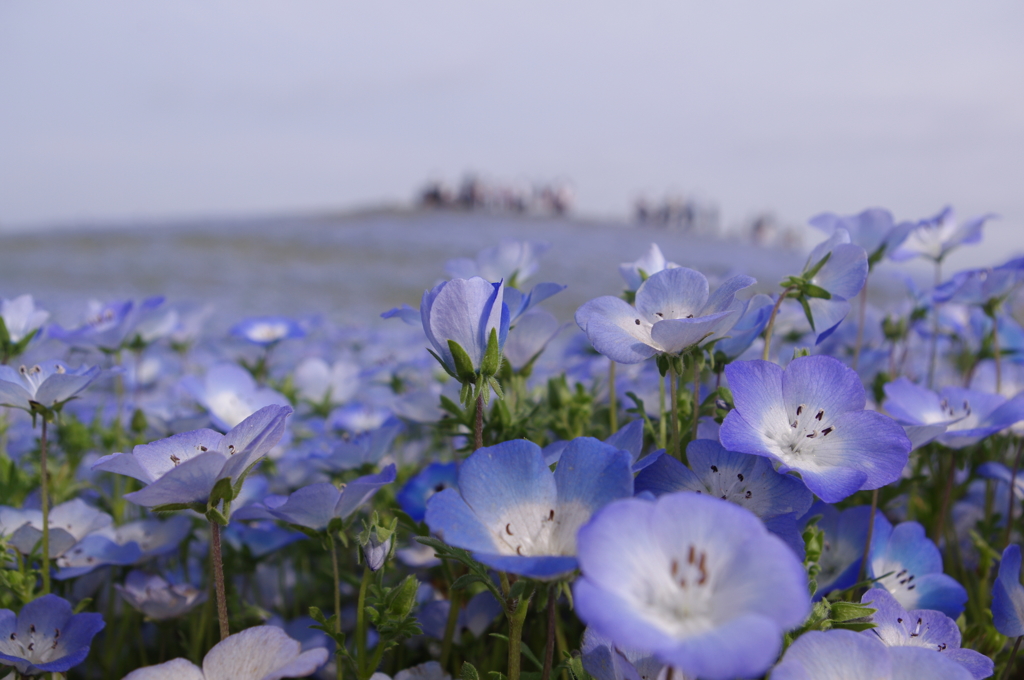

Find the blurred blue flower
[[581, 626, 664, 680], [573, 493, 809, 680], [116, 570, 206, 621], [1, 294, 48, 345], [992, 544, 1024, 637], [397, 462, 458, 523], [891, 206, 995, 263], [231, 316, 305, 346], [182, 362, 291, 431], [802, 502, 886, 597], [49, 296, 174, 351], [720, 355, 911, 502], [618, 243, 678, 292], [445, 239, 549, 288], [0, 361, 100, 415], [809, 207, 913, 267], [426, 437, 633, 580]]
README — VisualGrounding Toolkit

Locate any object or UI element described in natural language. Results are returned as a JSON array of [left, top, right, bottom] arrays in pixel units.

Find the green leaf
[[451, 573, 489, 591], [461, 662, 481, 680], [481, 327, 501, 377], [390, 576, 419, 619], [448, 339, 477, 383], [799, 296, 816, 332]]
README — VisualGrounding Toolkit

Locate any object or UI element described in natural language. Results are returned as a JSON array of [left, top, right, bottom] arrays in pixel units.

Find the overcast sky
[[1, 1, 1022, 258]]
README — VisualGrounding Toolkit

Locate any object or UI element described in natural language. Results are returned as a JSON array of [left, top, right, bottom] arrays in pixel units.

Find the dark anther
[[656, 312, 663, 318], [737, 473, 744, 481], [9, 633, 13, 640], [27, 643, 34, 651], [548, 509, 555, 520], [796, 405, 803, 416], [806, 432, 817, 438], [710, 465, 718, 472], [822, 427, 833, 436], [815, 410, 824, 421], [516, 545, 524, 555], [897, 618, 903, 624], [200, 446, 208, 452], [688, 545, 696, 564], [635, 319, 641, 325], [908, 584, 916, 590], [685, 314, 694, 319], [433, 483, 446, 492], [505, 523, 513, 535], [697, 552, 707, 585], [29, 625, 35, 633], [671, 559, 679, 576], [745, 490, 752, 499]]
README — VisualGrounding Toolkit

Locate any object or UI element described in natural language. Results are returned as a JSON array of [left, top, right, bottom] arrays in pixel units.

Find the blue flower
[[720, 355, 911, 502], [0, 594, 104, 676], [992, 544, 1024, 637], [231, 316, 306, 346], [581, 626, 664, 680], [772, 629, 975, 680], [121, 625, 328, 679], [0, 361, 100, 415], [445, 239, 549, 288], [635, 439, 813, 557], [425, 438, 633, 580], [182, 362, 291, 431], [49, 296, 174, 351], [809, 207, 913, 267], [397, 462, 458, 523], [92, 404, 293, 509], [503, 309, 565, 371], [802, 502, 885, 597], [869, 516, 967, 618], [860, 587, 993, 679], [573, 493, 809, 680], [0, 294, 48, 348], [233, 465, 396, 531], [575, 267, 755, 364], [618, 243, 679, 292], [420, 277, 510, 381], [799, 228, 869, 344], [883, 378, 1024, 449], [891, 206, 995, 263], [116, 571, 207, 621]]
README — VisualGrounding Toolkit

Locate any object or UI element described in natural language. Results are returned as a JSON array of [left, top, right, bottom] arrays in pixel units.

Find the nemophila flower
[[0, 594, 104, 676], [933, 261, 1024, 307], [635, 439, 814, 557], [1, 295, 48, 356], [6, 498, 113, 559], [293, 357, 360, 405], [860, 587, 993, 679], [891, 206, 995, 263], [445, 239, 549, 288], [397, 462, 458, 523], [503, 283, 567, 322], [503, 308, 565, 371], [771, 629, 974, 680], [0, 360, 100, 415], [720, 355, 911, 503], [796, 228, 869, 344], [992, 544, 1024, 637], [182, 362, 291, 431], [803, 502, 886, 597], [122, 625, 328, 680], [91, 404, 293, 509], [809, 207, 913, 267], [420, 277, 510, 383], [574, 267, 755, 364], [117, 570, 207, 621], [543, 419, 646, 468], [54, 516, 192, 579], [321, 417, 403, 471], [713, 293, 773, 360], [50, 296, 174, 351], [418, 590, 502, 643], [224, 520, 305, 558], [233, 465, 396, 531], [619, 243, 679, 292], [883, 378, 1024, 449], [573, 493, 809, 680], [231, 316, 305, 346], [370, 661, 451, 680], [581, 626, 664, 680], [976, 462, 1024, 505], [869, 516, 967, 618], [425, 438, 633, 579]]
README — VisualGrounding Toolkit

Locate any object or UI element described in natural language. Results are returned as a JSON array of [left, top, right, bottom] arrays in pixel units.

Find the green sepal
[[488, 376, 505, 400], [830, 601, 877, 623], [802, 284, 832, 300], [655, 354, 670, 377], [448, 340, 477, 383], [831, 621, 878, 632], [391, 575, 419, 619], [803, 250, 832, 279], [459, 381, 473, 407], [0, 317, 9, 345], [792, 347, 811, 359], [152, 502, 204, 514], [799, 296, 816, 331], [427, 348, 459, 380], [209, 477, 235, 509], [205, 507, 229, 526], [481, 327, 501, 377]]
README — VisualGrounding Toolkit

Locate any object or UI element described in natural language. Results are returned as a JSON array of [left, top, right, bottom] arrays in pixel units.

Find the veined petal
[[635, 267, 709, 324], [584, 316, 659, 364], [124, 450, 228, 507], [649, 311, 735, 354], [122, 658, 206, 680]]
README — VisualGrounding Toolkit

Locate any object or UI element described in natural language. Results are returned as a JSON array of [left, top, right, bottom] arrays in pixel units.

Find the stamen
[[505, 523, 513, 535], [815, 409, 824, 421], [548, 509, 555, 520], [169, 454, 181, 466], [516, 545, 524, 555], [671, 559, 679, 576], [745, 490, 752, 499], [710, 465, 718, 472], [697, 552, 707, 585], [796, 405, 803, 416], [688, 545, 696, 564], [822, 427, 834, 436], [737, 473, 744, 481], [634, 319, 641, 325]]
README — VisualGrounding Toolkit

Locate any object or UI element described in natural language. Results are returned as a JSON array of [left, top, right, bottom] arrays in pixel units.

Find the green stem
[[934, 451, 956, 545], [994, 312, 1003, 394], [857, 489, 879, 588], [762, 286, 795, 362], [209, 520, 230, 640], [39, 417, 50, 595], [474, 391, 484, 452], [608, 361, 617, 433], [1005, 439, 1024, 550], [853, 282, 868, 370], [541, 585, 557, 680], [506, 596, 529, 680], [1000, 636, 1022, 680], [440, 587, 461, 669], [658, 373, 666, 450], [356, 565, 371, 678], [329, 534, 343, 680], [690, 355, 701, 445], [668, 367, 680, 461]]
